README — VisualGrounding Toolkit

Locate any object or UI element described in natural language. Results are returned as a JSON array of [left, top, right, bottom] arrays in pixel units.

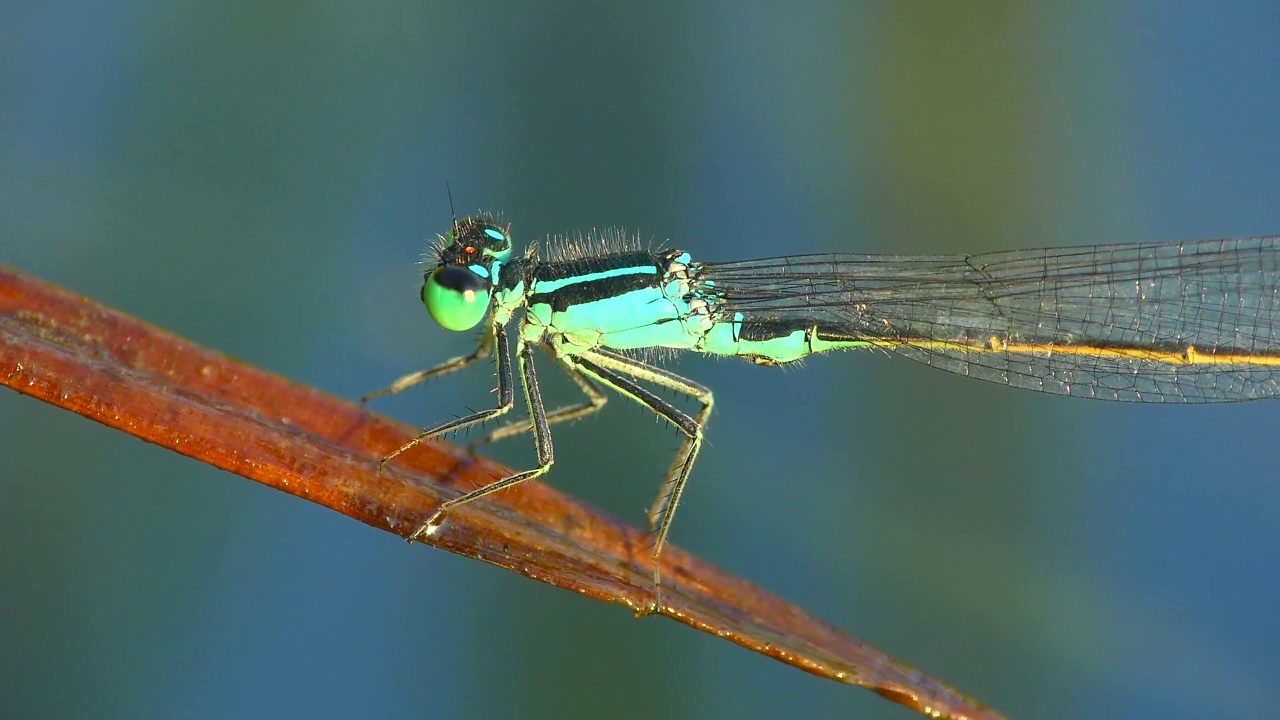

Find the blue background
[[3, 3, 1279, 719]]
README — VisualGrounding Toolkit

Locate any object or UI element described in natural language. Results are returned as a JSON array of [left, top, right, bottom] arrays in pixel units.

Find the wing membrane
[[703, 238, 1280, 401]]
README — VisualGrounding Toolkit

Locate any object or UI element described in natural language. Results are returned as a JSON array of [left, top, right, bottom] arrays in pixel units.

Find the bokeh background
[[3, 3, 1279, 719]]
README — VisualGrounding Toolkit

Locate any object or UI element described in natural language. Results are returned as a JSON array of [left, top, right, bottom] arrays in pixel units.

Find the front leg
[[413, 333, 557, 540], [378, 322, 513, 467], [361, 325, 495, 403], [467, 347, 609, 450]]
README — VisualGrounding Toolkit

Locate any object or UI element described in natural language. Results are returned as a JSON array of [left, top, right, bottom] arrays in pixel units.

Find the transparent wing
[[702, 237, 1280, 402]]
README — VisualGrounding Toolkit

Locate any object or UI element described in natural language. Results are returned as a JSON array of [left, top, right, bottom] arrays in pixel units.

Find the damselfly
[[368, 214, 1280, 607]]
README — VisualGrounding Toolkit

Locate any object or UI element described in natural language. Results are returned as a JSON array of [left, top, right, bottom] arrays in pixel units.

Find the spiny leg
[[468, 348, 608, 450], [572, 349, 714, 612], [586, 349, 715, 532], [413, 335, 556, 540], [379, 323, 513, 468], [361, 325, 495, 403]]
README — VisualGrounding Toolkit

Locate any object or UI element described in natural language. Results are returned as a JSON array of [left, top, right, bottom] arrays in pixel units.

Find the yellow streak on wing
[[887, 337, 1280, 367]]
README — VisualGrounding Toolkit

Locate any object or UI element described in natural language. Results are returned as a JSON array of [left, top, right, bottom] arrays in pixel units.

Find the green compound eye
[[423, 265, 491, 331]]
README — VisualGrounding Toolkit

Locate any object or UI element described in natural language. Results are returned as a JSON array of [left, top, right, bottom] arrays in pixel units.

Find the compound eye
[[422, 265, 491, 331]]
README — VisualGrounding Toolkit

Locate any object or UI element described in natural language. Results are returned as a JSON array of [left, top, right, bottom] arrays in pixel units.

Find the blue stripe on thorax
[[530, 252, 660, 294]]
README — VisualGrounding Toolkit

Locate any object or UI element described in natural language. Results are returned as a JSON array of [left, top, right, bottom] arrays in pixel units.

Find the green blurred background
[[3, 2, 1279, 718]]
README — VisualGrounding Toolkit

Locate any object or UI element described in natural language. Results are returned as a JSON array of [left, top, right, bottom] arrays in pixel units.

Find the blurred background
[[3, 2, 1279, 718]]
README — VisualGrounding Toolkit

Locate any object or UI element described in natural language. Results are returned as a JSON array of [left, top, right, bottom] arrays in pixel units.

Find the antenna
[[445, 181, 459, 235]]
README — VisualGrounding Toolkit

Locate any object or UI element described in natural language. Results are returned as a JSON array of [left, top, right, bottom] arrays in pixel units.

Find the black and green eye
[[422, 265, 492, 331]]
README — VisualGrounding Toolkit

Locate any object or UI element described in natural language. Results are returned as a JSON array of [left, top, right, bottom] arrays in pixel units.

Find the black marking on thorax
[[527, 251, 675, 314]]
